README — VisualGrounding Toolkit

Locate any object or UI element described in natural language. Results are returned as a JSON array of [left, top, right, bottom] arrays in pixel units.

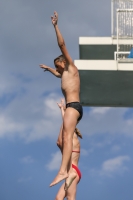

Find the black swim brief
[[66, 102, 83, 121]]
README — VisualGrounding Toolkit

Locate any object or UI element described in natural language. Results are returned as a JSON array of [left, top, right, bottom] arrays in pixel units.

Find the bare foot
[[64, 170, 77, 191], [49, 172, 68, 187]]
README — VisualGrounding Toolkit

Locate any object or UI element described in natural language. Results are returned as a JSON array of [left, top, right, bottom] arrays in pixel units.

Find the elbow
[[56, 140, 62, 148], [58, 42, 65, 48], [56, 141, 60, 147], [56, 74, 61, 78]]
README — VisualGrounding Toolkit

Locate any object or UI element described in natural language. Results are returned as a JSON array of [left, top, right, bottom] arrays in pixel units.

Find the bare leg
[[50, 108, 79, 187], [55, 175, 79, 200], [55, 182, 66, 200], [64, 168, 77, 191], [66, 175, 79, 200]]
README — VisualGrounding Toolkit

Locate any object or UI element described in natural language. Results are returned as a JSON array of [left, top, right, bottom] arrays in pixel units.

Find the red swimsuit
[[72, 150, 82, 182]]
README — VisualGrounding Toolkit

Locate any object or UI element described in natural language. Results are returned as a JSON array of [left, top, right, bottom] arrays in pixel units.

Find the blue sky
[[1, 0, 133, 199]]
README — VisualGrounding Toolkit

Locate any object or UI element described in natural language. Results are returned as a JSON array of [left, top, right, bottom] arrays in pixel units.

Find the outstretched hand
[[51, 11, 58, 26], [57, 99, 65, 110], [39, 64, 49, 72]]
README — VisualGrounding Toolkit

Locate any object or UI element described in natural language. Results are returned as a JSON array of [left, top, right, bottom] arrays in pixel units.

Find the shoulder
[[67, 63, 78, 73]]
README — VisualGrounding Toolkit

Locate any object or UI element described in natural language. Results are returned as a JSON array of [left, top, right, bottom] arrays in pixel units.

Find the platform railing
[[116, 9, 133, 62]]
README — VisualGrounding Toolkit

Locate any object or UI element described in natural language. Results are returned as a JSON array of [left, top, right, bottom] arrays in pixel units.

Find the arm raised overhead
[[51, 11, 74, 67], [56, 99, 66, 153]]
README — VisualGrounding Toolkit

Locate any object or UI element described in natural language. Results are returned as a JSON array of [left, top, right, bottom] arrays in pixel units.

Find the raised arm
[[56, 99, 66, 152], [51, 11, 74, 66], [39, 64, 61, 78], [56, 124, 63, 153], [57, 99, 65, 119]]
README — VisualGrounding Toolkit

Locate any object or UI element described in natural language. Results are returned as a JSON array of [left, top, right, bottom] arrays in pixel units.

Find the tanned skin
[[55, 99, 81, 200], [39, 11, 80, 187]]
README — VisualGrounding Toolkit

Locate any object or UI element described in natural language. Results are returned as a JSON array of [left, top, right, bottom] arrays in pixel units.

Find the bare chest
[[61, 71, 80, 92]]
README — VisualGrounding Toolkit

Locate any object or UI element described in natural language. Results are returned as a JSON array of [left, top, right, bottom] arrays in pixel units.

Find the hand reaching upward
[[57, 99, 65, 110], [51, 11, 58, 26], [57, 99, 66, 118]]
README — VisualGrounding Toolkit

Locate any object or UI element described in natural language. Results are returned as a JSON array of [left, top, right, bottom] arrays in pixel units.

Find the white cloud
[[46, 151, 61, 171], [89, 155, 131, 178], [100, 155, 131, 176], [0, 115, 25, 138], [20, 156, 34, 164], [90, 107, 111, 115], [44, 93, 62, 117], [0, 92, 62, 143], [79, 107, 133, 138]]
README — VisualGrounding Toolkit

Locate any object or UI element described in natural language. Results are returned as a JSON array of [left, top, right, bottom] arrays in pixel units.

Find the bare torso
[[61, 64, 80, 103], [71, 132, 80, 166]]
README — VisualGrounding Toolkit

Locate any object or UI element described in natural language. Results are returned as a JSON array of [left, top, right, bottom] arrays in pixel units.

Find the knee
[[55, 195, 61, 200], [56, 140, 62, 148], [66, 195, 75, 200], [56, 140, 60, 147]]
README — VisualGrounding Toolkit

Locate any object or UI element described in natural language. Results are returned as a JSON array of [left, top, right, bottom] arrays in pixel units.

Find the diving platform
[[75, 0, 133, 107], [74, 37, 133, 107]]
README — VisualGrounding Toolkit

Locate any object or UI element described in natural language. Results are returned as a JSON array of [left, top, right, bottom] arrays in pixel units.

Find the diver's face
[[54, 60, 65, 74]]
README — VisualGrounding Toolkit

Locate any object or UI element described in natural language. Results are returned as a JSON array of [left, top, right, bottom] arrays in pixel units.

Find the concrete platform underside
[[75, 60, 133, 107]]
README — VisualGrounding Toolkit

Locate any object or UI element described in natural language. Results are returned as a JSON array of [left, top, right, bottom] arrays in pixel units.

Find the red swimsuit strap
[[72, 150, 80, 153], [72, 164, 81, 181]]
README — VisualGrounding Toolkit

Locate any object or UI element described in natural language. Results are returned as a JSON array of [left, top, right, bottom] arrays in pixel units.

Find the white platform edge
[[79, 37, 133, 45], [74, 60, 133, 71]]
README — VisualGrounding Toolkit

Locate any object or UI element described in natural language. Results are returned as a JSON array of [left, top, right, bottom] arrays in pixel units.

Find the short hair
[[54, 55, 66, 63]]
